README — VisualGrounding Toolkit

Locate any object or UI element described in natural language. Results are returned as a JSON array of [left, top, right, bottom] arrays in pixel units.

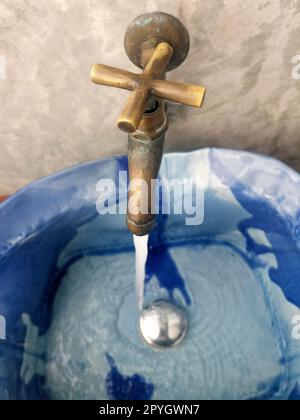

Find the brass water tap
[[91, 12, 205, 235]]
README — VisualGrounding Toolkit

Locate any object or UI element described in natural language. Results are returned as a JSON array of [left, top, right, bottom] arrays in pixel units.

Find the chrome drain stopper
[[139, 300, 188, 349]]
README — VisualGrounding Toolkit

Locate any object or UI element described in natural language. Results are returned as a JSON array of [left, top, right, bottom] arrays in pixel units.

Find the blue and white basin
[[0, 148, 300, 400]]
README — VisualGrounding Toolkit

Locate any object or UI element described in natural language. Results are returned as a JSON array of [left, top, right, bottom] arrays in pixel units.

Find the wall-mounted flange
[[124, 12, 190, 71]]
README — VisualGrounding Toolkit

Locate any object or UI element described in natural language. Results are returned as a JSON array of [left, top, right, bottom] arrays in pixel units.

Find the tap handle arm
[[90, 64, 138, 91]]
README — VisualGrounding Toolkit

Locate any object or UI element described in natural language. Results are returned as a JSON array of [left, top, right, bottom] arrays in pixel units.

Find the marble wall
[[0, 0, 300, 193]]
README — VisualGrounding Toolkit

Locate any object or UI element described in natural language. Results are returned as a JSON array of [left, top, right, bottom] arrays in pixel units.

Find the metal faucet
[[91, 12, 205, 236]]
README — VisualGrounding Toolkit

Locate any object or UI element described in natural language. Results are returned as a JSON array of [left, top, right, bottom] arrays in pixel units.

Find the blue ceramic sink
[[0, 148, 300, 400]]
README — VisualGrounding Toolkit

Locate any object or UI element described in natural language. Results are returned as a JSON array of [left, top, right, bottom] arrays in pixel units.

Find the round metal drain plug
[[139, 300, 188, 349]]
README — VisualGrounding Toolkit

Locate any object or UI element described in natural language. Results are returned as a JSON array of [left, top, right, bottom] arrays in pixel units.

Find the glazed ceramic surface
[[0, 148, 300, 400]]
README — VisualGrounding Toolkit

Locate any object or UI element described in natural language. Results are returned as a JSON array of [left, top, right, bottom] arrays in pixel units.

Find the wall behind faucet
[[0, 0, 300, 194]]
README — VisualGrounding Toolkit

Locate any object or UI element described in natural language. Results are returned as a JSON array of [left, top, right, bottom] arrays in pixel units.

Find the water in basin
[[0, 148, 300, 400]]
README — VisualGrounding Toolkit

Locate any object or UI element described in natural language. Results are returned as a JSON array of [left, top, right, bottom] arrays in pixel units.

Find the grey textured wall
[[0, 0, 300, 194]]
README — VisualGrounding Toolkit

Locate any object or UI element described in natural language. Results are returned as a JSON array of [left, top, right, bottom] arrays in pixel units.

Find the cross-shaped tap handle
[[91, 42, 206, 134]]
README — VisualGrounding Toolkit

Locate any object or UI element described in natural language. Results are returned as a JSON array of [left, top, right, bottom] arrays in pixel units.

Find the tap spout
[[127, 99, 167, 236]]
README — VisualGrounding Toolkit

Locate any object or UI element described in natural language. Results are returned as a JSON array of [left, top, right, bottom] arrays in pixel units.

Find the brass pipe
[[125, 43, 171, 235], [127, 99, 167, 236]]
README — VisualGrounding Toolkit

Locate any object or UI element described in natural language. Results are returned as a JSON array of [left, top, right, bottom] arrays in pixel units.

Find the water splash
[[133, 235, 149, 310]]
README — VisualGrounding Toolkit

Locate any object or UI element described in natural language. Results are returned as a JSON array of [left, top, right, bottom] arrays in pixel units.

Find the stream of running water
[[133, 234, 149, 310]]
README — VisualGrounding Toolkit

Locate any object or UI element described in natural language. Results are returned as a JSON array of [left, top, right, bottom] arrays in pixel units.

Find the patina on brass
[[90, 12, 206, 236]]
